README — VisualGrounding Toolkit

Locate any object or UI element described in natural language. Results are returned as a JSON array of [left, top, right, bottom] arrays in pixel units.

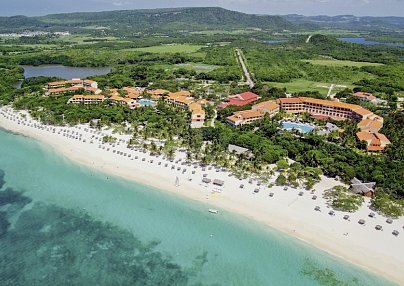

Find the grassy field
[[132, 44, 204, 54], [268, 79, 356, 94], [303, 59, 383, 67]]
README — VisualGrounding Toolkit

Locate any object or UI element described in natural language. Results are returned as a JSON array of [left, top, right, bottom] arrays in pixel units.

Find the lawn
[[132, 44, 204, 54], [303, 59, 383, 67], [268, 79, 356, 94]]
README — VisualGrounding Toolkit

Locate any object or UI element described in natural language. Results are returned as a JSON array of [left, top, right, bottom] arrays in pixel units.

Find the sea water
[[0, 129, 397, 286]]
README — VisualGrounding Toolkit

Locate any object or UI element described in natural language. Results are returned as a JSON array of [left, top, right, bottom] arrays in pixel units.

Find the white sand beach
[[1, 106, 403, 285]]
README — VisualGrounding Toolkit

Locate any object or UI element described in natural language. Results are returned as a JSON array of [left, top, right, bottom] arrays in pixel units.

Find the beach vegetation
[[371, 193, 404, 218], [102, 135, 117, 143], [324, 186, 364, 212], [275, 174, 287, 186]]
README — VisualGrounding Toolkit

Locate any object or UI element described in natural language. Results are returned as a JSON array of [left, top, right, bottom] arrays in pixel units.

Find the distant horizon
[[2, 7, 404, 19], [1, 0, 404, 17]]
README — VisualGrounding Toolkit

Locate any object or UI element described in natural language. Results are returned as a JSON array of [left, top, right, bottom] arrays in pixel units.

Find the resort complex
[[226, 96, 391, 151], [48, 79, 207, 128], [46, 78, 392, 151]]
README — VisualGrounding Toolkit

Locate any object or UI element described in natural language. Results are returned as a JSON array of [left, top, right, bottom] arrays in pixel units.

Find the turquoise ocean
[[0, 128, 397, 286]]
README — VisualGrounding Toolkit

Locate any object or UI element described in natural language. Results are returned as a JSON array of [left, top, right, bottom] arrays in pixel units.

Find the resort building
[[48, 79, 98, 89], [122, 87, 144, 99], [252, 100, 279, 117], [163, 92, 206, 128], [107, 89, 139, 109], [277, 97, 379, 121], [353, 92, 387, 105], [357, 119, 383, 133], [67, 94, 105, 105], [356, 131, 391, 152], [165, 93, 195, 109], [353, 92, 376, 101], [218, 91, 258, 109], [189, 102, 206, 128], [146, 89, 170, 100], [109, 94, 138, 110], [46, 79, 101, 96], [226, 110, 263, 127], [350, 177, 376, 198]]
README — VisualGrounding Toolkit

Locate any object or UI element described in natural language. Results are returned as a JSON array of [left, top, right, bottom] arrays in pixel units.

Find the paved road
[[236, 49, 254, 88]]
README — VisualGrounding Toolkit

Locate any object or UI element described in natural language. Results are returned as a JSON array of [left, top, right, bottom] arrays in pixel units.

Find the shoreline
[[1, 106, 403, 285]]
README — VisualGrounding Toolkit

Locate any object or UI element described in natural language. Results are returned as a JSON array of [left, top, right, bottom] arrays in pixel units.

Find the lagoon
[[0, 128, 397, 286], [338, 38, 404, 48], [22, 65, 111, 79]]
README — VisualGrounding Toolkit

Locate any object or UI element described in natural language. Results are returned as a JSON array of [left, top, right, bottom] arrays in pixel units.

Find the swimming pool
[[138, 99, 156, 107], [282, 122, 315, 133]]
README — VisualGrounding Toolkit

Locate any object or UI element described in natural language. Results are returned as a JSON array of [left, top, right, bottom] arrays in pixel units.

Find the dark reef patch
[[0, 169, 209, 286]]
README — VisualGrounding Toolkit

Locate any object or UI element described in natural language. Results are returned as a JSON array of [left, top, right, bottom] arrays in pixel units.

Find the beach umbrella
[[298, 192, 304, 196], [254, 188, 259, 193], [239, 184, 244, 188], [312, 195, 317, 200], [368, 212, 375, 218], [192, 170, 195, 174], [314, 206, 320, 211], [343, 215, 350, 220], [386, 218, 393, 224], [375, 225, 383, 230], [392, 230, 399, 236], [269, 193, 274, 197], [358, 219, 366, 225], [328, 210, 335, 216]]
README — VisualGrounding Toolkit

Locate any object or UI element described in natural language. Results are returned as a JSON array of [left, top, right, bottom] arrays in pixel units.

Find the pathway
[[236, 48, 255, 89]]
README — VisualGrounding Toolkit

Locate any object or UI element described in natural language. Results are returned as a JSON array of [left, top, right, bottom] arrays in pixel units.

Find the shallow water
[[0, 129, 397, 286]]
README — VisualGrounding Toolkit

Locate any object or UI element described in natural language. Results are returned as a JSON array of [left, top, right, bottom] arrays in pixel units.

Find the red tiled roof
[[237, 92, 259, 101]]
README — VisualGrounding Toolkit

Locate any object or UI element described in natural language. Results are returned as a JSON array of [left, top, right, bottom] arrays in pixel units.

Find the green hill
[[0, 7, 295, 34]]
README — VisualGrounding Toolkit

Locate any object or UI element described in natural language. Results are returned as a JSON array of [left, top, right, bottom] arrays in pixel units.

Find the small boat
[[208, 209, 218, 214]]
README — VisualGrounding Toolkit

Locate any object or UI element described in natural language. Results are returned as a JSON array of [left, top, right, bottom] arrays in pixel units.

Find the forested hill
[[0, 7, 295, 34]]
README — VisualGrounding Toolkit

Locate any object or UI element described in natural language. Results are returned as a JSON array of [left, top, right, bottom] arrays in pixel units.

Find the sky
[[1, 0, 404, 17]]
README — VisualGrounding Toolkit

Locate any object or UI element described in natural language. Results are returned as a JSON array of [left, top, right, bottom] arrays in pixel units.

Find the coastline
[[1, 107, 403, 285]]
